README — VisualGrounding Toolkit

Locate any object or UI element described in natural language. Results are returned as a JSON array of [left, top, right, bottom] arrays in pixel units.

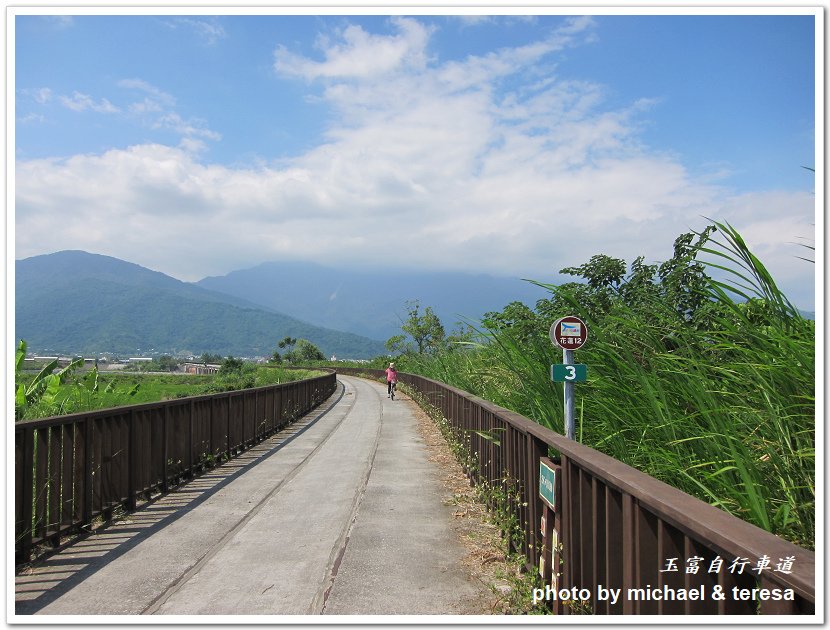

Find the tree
[[657, 226, 716, 324], [219, 356, 245, 375], [385, 334, 410, 356], [446, 323, 479, 347], [482, 301, 540, 345], [283, 339, 325, 363], [154, 355, 179, 372], [389, 300, 446, 355], [278, 337, 297, 350], [273, 337, 299, 363]]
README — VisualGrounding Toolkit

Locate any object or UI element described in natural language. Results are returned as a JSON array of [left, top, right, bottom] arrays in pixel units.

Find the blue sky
[[13, 10, 818, 309]]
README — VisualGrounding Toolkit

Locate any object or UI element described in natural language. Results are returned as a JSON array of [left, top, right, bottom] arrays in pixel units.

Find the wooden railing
[[337, 368, 815, 615], [15, 371, 337, 565]]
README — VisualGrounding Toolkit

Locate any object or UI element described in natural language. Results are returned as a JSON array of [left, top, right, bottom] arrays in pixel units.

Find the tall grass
[[399, 223, 815, 548]]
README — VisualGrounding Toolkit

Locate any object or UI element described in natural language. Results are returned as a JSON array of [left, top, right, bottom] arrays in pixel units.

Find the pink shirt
[[386, 368, 398, 382]]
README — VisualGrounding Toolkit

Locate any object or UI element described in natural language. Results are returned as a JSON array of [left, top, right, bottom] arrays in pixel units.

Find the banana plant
[[15, 340, 83, 420]]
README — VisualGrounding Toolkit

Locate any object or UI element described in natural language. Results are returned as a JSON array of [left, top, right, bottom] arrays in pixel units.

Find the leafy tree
[[533, 228, 720, 337], [390, 300, 446, 355], [273, 336, 301, 363], [482, 301, 540, 345], [283, 339, 325, 363], [446, 323, 479, 347], [200, 352, 223, 364], [219, 356, 245, 375], [278, 337, 297, 350], [384, 334, 410, 356], [154, 355, 179, 372], [657, 226, 716, 324]]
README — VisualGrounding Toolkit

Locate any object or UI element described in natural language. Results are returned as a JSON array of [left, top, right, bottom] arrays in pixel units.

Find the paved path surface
[[15, 376, 486, 617]]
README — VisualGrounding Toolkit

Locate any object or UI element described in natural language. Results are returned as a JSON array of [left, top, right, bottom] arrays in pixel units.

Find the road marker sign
[[550, 316, 588, 350], [551, 364, 587, 383]]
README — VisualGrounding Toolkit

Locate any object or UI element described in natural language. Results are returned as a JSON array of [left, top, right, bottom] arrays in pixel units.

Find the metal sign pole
[[550, 315, 587, 443], [563, 348, 575, 440]]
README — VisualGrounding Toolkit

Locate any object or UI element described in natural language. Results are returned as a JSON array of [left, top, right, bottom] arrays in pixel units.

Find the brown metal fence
[[338, 368, 815, 615], [15, 370, 337, 566]]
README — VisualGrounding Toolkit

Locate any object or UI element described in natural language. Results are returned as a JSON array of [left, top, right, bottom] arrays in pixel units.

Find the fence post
[[528, 436, 546, 572], [162, 406, 169, 493], [128, 410, 137, 511], [188, 399, 194, 475], [226, 393, 232, 459], [621, 493, 636, 614], [19, 428, 35, 564], [83, 419, 94, 526], [209, 398, 215, 463]]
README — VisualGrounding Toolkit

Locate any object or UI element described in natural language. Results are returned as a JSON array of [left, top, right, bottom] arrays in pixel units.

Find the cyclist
[[385, 362, 398, 399]]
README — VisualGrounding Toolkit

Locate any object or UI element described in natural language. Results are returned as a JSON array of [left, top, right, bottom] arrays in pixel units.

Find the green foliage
[[278, 336, 297, 349], [219, 356, 245, 374], [15, 340, 142, 419], [398, 224, 815, 548], [16, 358, 321, 419], [276, 338, 326, 364], [203, 356, 256, 392], [129, 355, 180, 372], [387, 300, 446, 355]]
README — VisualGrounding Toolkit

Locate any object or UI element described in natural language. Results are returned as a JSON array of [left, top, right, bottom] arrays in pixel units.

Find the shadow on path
[[15, 383, 346, 615]]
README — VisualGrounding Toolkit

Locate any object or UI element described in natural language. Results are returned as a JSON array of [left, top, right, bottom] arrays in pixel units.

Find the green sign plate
[[551, 363, 587, 382], [539, 459, 557, 510]]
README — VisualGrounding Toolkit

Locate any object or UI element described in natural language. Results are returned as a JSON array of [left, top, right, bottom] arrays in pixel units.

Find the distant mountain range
[[197, 261, 550, 341], [15, 251, 387, 359], [15, 251, 550, 359]]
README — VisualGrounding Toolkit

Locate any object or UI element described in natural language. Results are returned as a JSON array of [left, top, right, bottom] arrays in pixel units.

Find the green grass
[[17, 366, 324, 420]]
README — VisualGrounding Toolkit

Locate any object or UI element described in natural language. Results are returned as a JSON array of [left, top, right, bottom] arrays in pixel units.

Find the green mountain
[[197, 261, 550, 341], [15, 251, 386, 359]]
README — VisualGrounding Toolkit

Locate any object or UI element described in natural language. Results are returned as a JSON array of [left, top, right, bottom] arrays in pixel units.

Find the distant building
[[183, 362, 221, 375]]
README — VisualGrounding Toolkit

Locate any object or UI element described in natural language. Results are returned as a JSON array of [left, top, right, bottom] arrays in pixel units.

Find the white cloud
[[275, 17, 433, 80], [154, 112, 221, 142], [164, 17, 227, 45], [20, 88, 52, 105], [16, 18, 816, 309], [17, 113, 45, 124], [45, 16, 74, 29], [108, 79, 221, 146], [118, 78, 177, 107], [59, 91, 119, 113]]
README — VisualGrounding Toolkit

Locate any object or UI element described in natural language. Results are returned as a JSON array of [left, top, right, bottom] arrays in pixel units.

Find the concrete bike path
[[15, 375, 485, 617]]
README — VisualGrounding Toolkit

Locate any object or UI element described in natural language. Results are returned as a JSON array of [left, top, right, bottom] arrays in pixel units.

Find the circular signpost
[[549, 316, 588, 350]]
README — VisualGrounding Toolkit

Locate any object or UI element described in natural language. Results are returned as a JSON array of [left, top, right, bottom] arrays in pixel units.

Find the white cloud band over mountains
[[15, 16, 815, 308]]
